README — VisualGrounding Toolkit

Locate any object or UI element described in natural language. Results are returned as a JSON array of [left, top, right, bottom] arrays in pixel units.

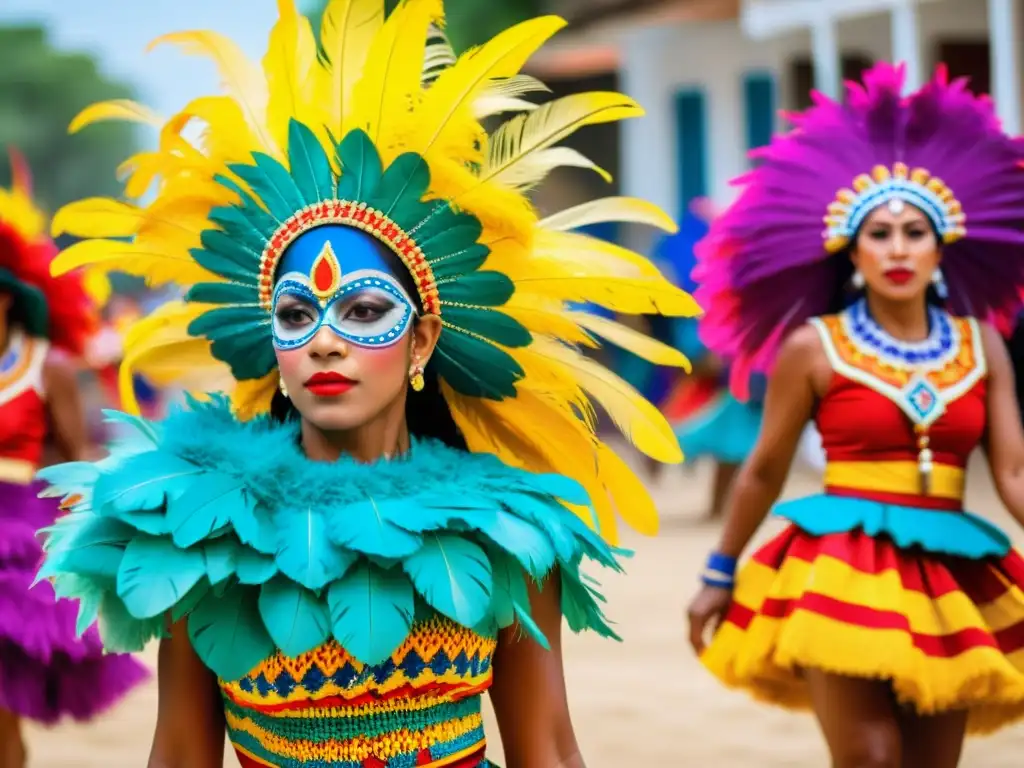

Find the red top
[[0, 332, 48, 466]]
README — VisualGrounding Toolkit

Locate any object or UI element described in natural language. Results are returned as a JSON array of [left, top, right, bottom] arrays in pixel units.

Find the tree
[[302, 0, 542, 55], [0, 25, 139, 215]]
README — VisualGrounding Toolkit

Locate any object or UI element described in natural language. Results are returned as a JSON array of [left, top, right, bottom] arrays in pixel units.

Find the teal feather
[[231, 503, 276, 555], [200, 221, 264, 267], [191, 247, 258, 285], [36, 461, 100, 498], [258, 576, 331, 658], [433, 331, 522, 400], [403, 533, 492, 628], [511, 599, 549, 649], [166, 473, 251, 548], [252, 152, 309, 213], [188, 585, 277, 681], [171, 580, 212, 622], [438, 271, 515, 306], [475, 508, 555, 577], [489, 550, 528, 628], [287, 119, 335, 202], [427, 244, 490, 281], [93, 452, 200, 518], [327, 562, 414, 665], [227, 158, 303, 221], [115, 536, 206, 619], [335, 129, 383, 200], [101, 410, 159, 447], [520, 474, 590, 507], [65, 575, 106, 636], [98, 592, 167, 652], [371, 152, 431, 220], [560, 570, 618, 639], [207, 208, 274, 256], [38, 516, 133, 582], [326, 497, 423, 558], [187, 306, 276, 379], [442, 307, 530, 347], [505, 494, 581, 565], [205, 538, 242, 584], [416, 210, 481, 248], [382, 495, 500, 533], [235, 549, 278, 585], [212, 175, 281, 232], [186, 282, 260, 308], [274, 507, 357, 590]]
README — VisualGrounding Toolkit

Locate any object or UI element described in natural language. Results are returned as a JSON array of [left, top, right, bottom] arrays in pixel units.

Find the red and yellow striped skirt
[[701, 526, 1024, 733]]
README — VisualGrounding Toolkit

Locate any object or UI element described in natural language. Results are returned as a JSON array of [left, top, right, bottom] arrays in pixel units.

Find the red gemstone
[[312, 254, 336, 294]]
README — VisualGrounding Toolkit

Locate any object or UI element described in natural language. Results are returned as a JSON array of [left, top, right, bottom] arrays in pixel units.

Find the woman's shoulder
[[36, 394, 624, 682]]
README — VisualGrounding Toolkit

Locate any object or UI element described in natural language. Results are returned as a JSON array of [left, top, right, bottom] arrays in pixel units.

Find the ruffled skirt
[[0, 480, 149, 724], [702, 522, 1024, 734], [673, 390, 762, 464]]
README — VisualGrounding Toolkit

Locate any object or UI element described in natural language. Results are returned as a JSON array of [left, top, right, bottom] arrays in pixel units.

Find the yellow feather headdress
[[51, 0, 700, 543]]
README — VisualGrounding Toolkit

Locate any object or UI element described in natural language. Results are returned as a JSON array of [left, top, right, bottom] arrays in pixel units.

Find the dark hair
[[269, 239, 468, 451]]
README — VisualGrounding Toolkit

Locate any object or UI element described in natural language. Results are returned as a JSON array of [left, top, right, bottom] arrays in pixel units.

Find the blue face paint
[[271, 226, 416, 350]]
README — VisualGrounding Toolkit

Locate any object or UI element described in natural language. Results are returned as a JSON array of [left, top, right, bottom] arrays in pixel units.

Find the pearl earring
[[851, 270, 865, 290], [931, 267, 948, 300]]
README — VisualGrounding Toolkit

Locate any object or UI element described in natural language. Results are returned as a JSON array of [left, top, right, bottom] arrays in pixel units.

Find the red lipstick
[[303, 371, 356, 396], [884, 267, 915, 285]]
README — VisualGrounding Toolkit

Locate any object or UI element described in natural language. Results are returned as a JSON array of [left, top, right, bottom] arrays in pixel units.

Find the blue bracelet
[[700, 551, 738, 589]]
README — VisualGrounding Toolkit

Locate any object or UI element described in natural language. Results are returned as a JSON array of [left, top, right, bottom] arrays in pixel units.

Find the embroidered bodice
[[810, 303, 987, 510], [0, 330, 49, 481]]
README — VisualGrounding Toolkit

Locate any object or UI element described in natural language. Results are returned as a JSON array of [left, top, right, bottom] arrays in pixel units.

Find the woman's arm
[[686, 325, 823, 653], [980, 322, 1024, 528], [489, 576, 583, 768], [148, 619, 226, 768], [43, 356, 87, 462]]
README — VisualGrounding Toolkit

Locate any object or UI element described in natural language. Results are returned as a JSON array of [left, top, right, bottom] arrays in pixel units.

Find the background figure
[[657, 199, 763, 519], [0, 152, 147, 768]]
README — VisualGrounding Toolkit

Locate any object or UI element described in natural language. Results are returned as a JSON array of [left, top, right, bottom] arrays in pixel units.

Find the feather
[[499, 146, 612, 190], [232, 371, 279, 421], [335, 128, 384, 199], [116, 536, 206, 620], [326, 497, 423, 558], [165, 473, 251, 548], [421, 24, 457, 85], [402, 533, 492, 627], [99, 593, 167, 652], [516, 274, 701, 317], [188, 584, 277, 680], [257, 576, 331, 658], [205, 538, 242, 585], [489, 549, 528, 627], [539, 196, 677, 234], [327, 561, 414, 665], [595, 442, 660, 536], [68, 99, 163, 134], [412, 16, 565, 157], [442, 307, 530, 347], [263, 0, 319, 152], [498, 293, 596, 347], [482, 92, 642, 188], [433, 330, 522, 399], [561, 568, 618, 638], [149, 30, 272, 149], [93, 452, 201, 517], [171, 581, 212, 622], [315, 0, 384, 133], [235, 549, 279, 584], [274, 504, 358, 589], [287, 119, 336, 201], [526, 338, 683, 464], [349, 0, 439, 147], [566, 311, 693, 370], [50, 239, 216, 287], [51, 198, 150, 240], [473, 96, 537, 119], [38, 517, 134, 582], [474, 509, 555, 577]]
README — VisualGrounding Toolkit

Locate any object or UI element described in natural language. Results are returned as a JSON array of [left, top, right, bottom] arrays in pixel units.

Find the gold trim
[[825, 460, 964, 500]]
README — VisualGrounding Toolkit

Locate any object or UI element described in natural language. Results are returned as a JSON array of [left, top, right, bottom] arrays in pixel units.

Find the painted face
[[852, 202, 940, 303], [271, 225, 416, 351]]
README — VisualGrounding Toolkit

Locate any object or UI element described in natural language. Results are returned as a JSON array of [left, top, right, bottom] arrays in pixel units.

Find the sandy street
[[24, 451, 1024, 766]]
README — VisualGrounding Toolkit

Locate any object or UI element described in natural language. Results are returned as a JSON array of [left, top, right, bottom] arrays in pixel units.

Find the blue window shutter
[[674, 89, 708, 211], [743, 71, 776, 160]]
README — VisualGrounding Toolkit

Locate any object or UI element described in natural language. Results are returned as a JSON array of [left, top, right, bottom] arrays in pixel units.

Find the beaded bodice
[[221, 616, 496, 768]]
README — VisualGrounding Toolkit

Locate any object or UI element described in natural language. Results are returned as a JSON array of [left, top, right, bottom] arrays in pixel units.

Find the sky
[[0, 0, 284, 127]]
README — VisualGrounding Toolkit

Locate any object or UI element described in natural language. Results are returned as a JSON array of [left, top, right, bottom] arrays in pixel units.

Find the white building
[[531, 0, 1023, 250]]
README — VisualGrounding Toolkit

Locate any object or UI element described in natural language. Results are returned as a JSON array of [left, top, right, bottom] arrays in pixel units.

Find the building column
[[619, 26, 675, 251], [891, 0, 922, 90], [989, 0, 1022, 135], [810, 13, 841, 98]]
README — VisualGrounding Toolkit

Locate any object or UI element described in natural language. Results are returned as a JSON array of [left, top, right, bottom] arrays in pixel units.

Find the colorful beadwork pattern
[[811, 308, 985, 427], [220, 617, 496, 767]]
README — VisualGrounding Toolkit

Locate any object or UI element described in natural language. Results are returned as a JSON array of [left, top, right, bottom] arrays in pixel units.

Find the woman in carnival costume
[[658, 199, 764, 520], [685, 63, 1024, 765], [0, 152, 148, 766], [37, 2, 698, 766]]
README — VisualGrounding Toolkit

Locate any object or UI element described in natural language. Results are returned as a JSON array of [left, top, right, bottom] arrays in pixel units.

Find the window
[[788, 54, 874, 110], [674, 88, 709, 210], [743, 71, 776, 160]]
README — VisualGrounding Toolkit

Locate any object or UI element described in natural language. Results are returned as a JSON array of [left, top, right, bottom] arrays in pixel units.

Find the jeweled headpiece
[[0, 149, 96, 355], [694, 63, 1024, 399], [50, 0, 700, 542]]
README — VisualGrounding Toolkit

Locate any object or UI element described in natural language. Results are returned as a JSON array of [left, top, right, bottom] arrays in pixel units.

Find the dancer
[[36, 2, 698, 766], [0, 152, 147, 767], [686, 63, 1024, 766], [659, 200, 763, 519]]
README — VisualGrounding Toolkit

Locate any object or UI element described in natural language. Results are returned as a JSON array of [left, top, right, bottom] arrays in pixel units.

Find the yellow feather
[[566, 311, 693, 370], [410, 16, 565, 158], [68, 100, 163, 134], [82, 269, 113, 305], [526, 337, 683, 464], [539, 196, 677, 233], [499, 293, 596, 347], [349, 0, 440, 146], [472, 96, 536, 119], [482, 92, 642, 188], [314, 0, 385, 134], [595, 442, 660, 536], [51, 199, 146, 240], [50, 239, 215, 287], [148, 30, 272, 149], [175, 96, 260, 161], [232, 372, 279, 420], [497, 146, 611, 190], [517, 274, 701, 317], [263, 0, 319, 152]]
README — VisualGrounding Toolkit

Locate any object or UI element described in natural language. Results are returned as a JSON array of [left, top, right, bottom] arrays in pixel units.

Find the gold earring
[[279, 375, 289, 399], [410, 356, 425, 392]]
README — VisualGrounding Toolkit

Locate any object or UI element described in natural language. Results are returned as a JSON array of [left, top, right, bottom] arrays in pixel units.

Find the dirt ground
[[24, 451, 1024, 767]]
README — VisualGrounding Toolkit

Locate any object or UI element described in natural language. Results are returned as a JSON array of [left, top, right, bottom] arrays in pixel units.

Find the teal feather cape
[[36, 395, 625, 681]]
